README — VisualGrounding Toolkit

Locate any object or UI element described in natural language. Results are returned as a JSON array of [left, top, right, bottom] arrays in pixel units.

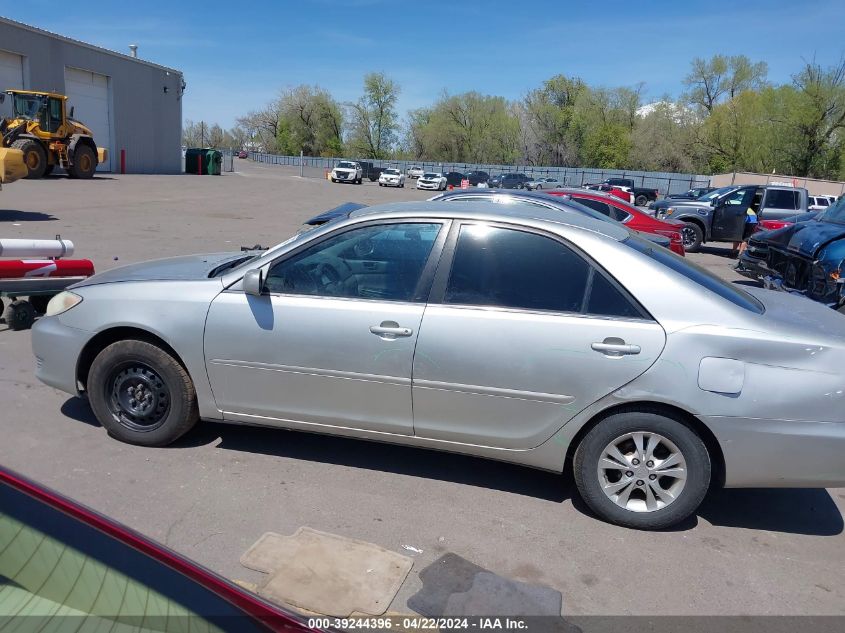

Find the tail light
[[654, 229, 683, 243]]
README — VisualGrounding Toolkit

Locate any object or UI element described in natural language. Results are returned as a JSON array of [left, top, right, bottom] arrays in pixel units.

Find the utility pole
[[201, 121, 206, 148]]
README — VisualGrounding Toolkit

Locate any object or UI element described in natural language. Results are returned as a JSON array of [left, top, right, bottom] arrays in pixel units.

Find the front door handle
[[370, 321, 413, 338], [591, 340, 641, 356]]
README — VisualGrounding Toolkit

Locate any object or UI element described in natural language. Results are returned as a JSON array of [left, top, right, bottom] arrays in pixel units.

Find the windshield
[[384, 169, 400, 175], [337, 161, 356, 168], [821, 196, 845, 224], [422, 173, 440, 178], [12, 94, 43, 119], [699, 186, 737, 202]]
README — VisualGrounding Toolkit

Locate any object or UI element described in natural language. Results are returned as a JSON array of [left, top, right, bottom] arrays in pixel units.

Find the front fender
[[58, 280, 225, 420]]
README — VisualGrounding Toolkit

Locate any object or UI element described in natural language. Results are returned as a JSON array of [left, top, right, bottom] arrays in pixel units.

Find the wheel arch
[[565, 401, 726, 489], [679, 216, 707, 239], [76, 326, 190, 393]]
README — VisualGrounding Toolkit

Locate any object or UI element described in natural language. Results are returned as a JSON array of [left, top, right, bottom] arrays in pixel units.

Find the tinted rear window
[[625, 236, 764, 313]]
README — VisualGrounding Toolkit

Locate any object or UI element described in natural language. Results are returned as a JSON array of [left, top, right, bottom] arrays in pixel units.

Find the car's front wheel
[[88, 339, 199, 447], [681, 222, 704, 253], [574, 410, 710, 529]]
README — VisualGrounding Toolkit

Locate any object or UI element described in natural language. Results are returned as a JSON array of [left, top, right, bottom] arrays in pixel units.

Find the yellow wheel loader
[[0, 90, 107, 179]]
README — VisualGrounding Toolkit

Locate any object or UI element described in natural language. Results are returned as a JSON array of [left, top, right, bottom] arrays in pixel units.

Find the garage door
[[64, 67, 111, 171], [0, 50, 24, 119]]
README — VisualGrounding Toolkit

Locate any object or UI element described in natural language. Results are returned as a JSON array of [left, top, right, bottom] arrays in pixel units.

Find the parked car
[[416, 172, 447, 191], [664, 187, 716, 201], [407, 165, 425, 179], [237, 150, 248, 159], [587, 178, 659, 207], [544, 188, 686, 256], [465, 170, 490, 186], [809, 195, 835, 211], [378, 168, 406, 188], [429, 189, 680, 254], [32, 200, 845, 530], [586, 183, 635, 204], [353, 160, 383, 182], [737, 199, 845, 311], [330, 160, 362, 184], [489, 173, 531, 189], [654, 185, 811, 252], [444, 171, 466, 188], [526, 177, 562, 191], [0, 466, 311, 632]]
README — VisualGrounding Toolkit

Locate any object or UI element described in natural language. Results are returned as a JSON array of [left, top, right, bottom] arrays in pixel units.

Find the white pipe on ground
[[0, 239, 75, 258]]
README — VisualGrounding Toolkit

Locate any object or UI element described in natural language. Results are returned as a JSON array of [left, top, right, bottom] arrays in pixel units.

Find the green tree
[[522, 74, 586, 165], [347, 72, 400, 159], [684, 55, 768, 113]]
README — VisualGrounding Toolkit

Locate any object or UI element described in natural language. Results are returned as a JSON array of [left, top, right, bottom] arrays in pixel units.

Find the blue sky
[[6, 0, 844, 128]]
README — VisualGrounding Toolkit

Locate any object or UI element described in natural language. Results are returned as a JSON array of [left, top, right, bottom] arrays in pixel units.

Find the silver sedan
[[32, 201, 845, 529]]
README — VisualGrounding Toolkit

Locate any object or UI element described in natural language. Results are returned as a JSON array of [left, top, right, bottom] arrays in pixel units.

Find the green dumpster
[[185, 148, 222, 175]]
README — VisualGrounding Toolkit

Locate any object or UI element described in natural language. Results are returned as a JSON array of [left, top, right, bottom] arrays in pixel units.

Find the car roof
[[347, 200, 630, 241]]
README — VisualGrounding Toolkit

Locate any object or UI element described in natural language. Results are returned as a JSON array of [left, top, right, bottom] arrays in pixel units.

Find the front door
[[204, 221, 447, 435], [711, 188, 755, 241], [412, 223, 666, 449]]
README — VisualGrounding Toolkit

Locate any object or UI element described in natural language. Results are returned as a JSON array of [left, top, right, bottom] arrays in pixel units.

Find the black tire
[[4, 299, 36, 330], [28, 294, 54, 314], [331, 178, 337, 183], [69, 144, 97, 179], [88, 339, 199, 446], [635, 194, 649, 207], [574, 410, 711, 530], [681, 222, 704, 253], [12, 138, 47, 179]]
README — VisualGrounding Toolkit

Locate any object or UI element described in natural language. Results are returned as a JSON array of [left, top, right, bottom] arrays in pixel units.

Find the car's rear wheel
[[574, 411, 710, 529], [635, 194, 649, 207], [88, 339, 199, 446], [681, 222, 704, 253]]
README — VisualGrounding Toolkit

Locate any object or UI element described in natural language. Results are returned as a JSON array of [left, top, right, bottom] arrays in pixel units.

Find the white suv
[[331, 161, 362, 184]]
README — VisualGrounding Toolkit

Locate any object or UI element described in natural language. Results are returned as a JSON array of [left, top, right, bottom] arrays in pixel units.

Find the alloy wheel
[[597, 431, 687, 513]]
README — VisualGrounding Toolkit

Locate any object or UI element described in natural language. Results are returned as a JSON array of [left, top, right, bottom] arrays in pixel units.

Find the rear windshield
[[625, 235, 765, 313]]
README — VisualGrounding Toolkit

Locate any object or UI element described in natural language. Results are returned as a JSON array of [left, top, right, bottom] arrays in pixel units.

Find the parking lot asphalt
[[1, 160, 843, 616]]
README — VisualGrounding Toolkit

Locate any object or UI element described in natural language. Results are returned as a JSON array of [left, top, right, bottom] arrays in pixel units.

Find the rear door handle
[[370, 321, 413, 338], [591, 342, 641, 355]]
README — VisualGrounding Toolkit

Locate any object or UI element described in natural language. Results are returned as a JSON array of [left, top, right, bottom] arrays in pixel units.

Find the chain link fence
[[246, 152, 710, 196]]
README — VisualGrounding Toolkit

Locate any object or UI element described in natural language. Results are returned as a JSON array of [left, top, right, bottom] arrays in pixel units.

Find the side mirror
[[243, 269, 264, 296]]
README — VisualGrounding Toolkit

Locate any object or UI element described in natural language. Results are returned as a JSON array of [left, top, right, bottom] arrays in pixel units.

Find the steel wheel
[[597, 431, 687, 513], [107, 362, 171, 432]]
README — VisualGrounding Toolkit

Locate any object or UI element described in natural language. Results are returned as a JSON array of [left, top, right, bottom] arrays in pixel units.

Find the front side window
[[444, 224, 643, 318], [266, 223, 442, 302]]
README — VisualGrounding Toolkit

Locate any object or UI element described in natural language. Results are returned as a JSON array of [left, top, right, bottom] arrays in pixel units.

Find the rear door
[[411, 222, 666, 449]]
